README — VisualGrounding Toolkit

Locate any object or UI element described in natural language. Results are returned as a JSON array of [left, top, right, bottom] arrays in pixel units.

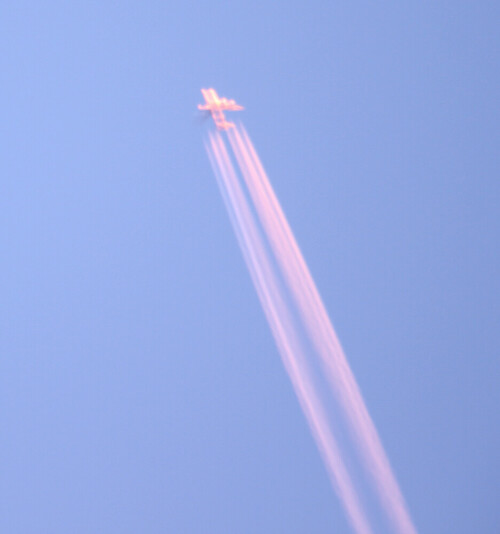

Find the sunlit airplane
[[198, 88, 243, 131]]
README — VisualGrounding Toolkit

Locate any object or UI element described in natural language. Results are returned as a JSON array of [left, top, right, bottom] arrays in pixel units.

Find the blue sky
[[1, 2, 499, 532]]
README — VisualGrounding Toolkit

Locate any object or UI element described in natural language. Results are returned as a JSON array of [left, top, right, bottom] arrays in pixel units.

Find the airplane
[[198, 88, 243, 130]]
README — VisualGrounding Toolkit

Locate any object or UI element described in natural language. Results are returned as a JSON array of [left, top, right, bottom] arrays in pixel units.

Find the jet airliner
[[198, 88, 243, 130]]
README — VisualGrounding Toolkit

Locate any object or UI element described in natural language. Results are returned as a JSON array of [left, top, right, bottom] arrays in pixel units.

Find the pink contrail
[[206, 130, 374, 534], [226, 125, 417, 534]]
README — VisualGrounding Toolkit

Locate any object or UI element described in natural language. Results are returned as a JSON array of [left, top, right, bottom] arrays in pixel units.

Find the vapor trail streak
[[206, 131, 374, 534], [226, 126, 417, 534]]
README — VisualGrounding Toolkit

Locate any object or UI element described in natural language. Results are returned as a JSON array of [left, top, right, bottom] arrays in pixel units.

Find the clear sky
[[1, 2, 499, 533]]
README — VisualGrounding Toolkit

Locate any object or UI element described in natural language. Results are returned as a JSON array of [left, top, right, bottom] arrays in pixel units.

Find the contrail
[[227, 126, 417, 534], [203, 120, 416, 534], [206, 130, 373, 534]]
